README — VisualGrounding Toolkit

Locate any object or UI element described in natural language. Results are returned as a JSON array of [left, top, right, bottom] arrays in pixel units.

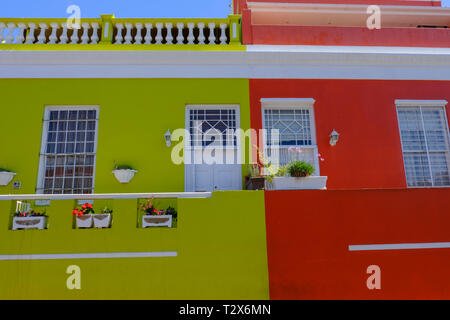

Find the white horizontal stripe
[[395, 99, 448, 106], [0, 192, 211, 201], [0, 251, 178, 260], [0, 48, 449, 80], [349, 242, 450, 251]]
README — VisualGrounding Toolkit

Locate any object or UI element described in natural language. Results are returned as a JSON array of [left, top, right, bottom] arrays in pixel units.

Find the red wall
[[250, 79, 450, 190], [265, 188, 450, 299], [247, 25, 450, 47], [241, 0, 441, 6]]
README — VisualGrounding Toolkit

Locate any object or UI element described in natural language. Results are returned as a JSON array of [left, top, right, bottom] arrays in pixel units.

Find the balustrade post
[[48, 22, 59, 44], [197, 22, 205, 44], [81, 23, 91, 44], [100, 14, 114, 44], [176, 23, 184, 44], [228, 14, 241, 45], [91, 22, 100, 44], [5, 23, 16, 44], [25, 23, 37, 44], [124, 23, 133, 44], [144, 23, 153, 44], [37, 23, 48, 44], [155, 23, 163, 44], [134, 23, 143, 44], [16, 23, 27, 43], [165, 23, 173, 44]]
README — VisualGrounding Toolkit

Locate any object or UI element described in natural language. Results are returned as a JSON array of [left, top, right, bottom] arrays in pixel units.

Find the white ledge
[[395, 99, 448, 106], [0, 48, 449, 80], [0, 192, 212, 200]]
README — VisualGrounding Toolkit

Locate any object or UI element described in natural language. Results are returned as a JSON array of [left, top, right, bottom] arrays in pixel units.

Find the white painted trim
[[349, 242, 450, 251], [184, 104, 242, 192], [260, 98, 315, 106], [1, 48, 449, 80], [261, 98, 321, 175], [395, 99, 448, 106], [0, 192, 212, 200], [36, 106, 100, 194], [0, 251, 177, 260]]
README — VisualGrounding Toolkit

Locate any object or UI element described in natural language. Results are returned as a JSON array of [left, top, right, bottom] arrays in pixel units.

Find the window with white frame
[[396, 100, 450, 187], [37, 107, 99, 194], [262, 98, 319, 173]]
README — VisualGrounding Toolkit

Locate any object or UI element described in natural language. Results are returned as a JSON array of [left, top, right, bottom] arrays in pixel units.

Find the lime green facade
[[0, 78, 251, 194], [0, 191, 269, 299]]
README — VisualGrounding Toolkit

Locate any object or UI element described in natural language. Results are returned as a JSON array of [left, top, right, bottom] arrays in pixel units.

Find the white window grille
[[396, 101, 450, 187], [189, 108, 237, 147], [37, 107, 99, 194], [261, 98, 319, 174]]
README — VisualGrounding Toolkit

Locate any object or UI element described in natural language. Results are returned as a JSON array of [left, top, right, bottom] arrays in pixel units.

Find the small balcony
[[0, 14, 242, 50]]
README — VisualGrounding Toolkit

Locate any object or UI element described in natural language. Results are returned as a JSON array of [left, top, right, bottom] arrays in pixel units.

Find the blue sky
[[0, 0, 448, 18], [1, 0, 233, 18]]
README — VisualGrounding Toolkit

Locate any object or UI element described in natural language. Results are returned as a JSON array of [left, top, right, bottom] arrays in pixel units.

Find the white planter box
[[268, 176, 328, 190], [0, 171, 16, 186], [93, 214, 111, 228], [142, 215, 172, 228], [112, 169, 137, 183], [12, 216, 47, 230], [76, 214, 93, 228]]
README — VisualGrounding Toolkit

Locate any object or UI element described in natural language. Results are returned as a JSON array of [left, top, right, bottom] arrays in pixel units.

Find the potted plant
[[245, 164, 265, 190], [112, 164, 137, 183], [73, 202, 95, 228], [12, 207, 47, 230], [93, 207, 112, 228], [0, 168, 16, 186], [140, 199, 174, 228]]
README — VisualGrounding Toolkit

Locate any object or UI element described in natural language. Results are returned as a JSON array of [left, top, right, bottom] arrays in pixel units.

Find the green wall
[[0, 78, 251, 194], [0, 191, 269, 299]]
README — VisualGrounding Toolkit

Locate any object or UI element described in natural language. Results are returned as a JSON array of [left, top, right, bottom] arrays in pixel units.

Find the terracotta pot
[[248, 177, 265, 190]]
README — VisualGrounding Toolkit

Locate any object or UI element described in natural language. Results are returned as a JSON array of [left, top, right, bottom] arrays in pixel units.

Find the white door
[[185, 106, 242, 192]]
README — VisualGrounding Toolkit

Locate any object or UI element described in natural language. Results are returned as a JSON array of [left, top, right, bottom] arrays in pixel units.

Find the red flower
[[72, 209, 79, 215], [86, 203, 93, 208], [81, 205, 86, 210], [153, 209, 158, 213]]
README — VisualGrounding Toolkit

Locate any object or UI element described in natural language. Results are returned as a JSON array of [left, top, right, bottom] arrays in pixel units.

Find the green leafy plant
[[287, 161, 315, 177], [165, 206, 178, 219], [0, 168, 12, 172], [114, 164, 135, 170], [101, 207, 113, 214]]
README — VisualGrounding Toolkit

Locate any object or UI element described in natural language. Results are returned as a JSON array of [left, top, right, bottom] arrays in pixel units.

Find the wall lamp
[[329, 129, 340, 146], [164, 129, 172, 147]]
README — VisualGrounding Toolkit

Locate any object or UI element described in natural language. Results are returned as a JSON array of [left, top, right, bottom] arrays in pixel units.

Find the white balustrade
[[115, 23, 124, 44], [37, 23, 48, 44], [165, 23, 173, 44], [91, 23, 99, 44], [81, 23, 90, 44], [176, 23, 184, 44], [144, 23, 152, 44], [70, 25, 80, 44], [155, 23, 163, 44], [5, 23, 16, 44], [208, 23, 216, 45], [124, 23, 133, 44], [197, 22, 205, 44], [16, 23, 27, 43], [48, 23, 59, 44], [187, 23, 195, 44], [0, 23, 5, 43], [134, 23, 143, 44], [219, 23, 227, 45], [25, 23, 36, 44], [59, 23, 69, 44], [0, 19, 233, 46]]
